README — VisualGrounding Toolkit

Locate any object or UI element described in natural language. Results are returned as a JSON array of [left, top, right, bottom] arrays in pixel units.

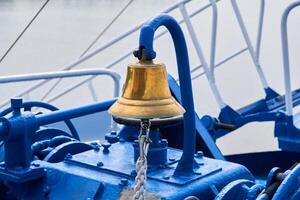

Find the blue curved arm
[[137, 14, 196, 174]]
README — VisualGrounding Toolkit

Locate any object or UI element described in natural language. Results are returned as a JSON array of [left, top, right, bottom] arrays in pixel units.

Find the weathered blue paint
[[36, 98, 116, 126]]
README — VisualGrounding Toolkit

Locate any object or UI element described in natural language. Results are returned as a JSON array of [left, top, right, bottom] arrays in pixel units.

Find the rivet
[[64, 153, 72, 160], [102, 143, 111, 153], [31, 162, 40, 167], [163, 175, 170, 180], [97, 161, 104, 167], [120, 178, 128, 186], [94, 145, 100, 152], [111, 131, 117, 135], [194, 151, 203, 158]]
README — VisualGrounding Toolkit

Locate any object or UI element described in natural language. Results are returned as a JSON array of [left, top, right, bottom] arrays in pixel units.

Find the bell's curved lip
[[108, 98, 185, 120], [112, 115, 183, 127], [117, 97, 179, 106]]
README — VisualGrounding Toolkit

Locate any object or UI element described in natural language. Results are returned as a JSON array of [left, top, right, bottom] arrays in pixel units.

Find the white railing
[[1, 0, 269, 112], [281, 1, 300, 116], [0, 68, 120, 108], [231, 0, 268, 90]]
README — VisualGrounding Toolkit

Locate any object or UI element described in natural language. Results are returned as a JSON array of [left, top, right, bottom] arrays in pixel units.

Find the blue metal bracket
[[0, 98, 116, 182], [136, 14, 197, 174], [168, 75, 224, 160], [0, 164, 46, 183], [0, 99, 79, 140]]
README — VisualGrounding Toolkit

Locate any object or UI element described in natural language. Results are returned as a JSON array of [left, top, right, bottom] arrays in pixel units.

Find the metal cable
[[79, 0, 134, 58], [41, 0, 134, 102], [0, 0, 50, 64]]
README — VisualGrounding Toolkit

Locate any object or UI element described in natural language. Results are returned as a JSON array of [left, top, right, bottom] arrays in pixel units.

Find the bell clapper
[[133, 119, 152, 200]]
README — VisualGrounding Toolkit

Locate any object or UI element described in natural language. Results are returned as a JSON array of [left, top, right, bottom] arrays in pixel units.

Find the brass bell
[[109, 59, 185, 126]]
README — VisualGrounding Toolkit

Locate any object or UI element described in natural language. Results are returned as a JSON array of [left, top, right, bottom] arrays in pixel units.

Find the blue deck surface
[[30, 141, 253, 200]]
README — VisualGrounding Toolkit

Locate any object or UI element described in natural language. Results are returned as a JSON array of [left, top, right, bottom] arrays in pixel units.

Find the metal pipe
[[281, 1, 300, 116], [36, 99, 116, 126], [0, 69, 120, 108], [0, 68, 120, 84], [138, 14, 196, 174]]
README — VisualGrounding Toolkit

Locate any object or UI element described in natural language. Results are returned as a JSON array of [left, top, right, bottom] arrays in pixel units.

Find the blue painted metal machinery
[[200, 1, 300, 154], [0, 10, 299, 200]]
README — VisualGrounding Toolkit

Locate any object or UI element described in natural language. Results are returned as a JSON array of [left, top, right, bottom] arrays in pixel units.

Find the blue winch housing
[[10, 141, 252, 199], [0, 2, 299, 199]]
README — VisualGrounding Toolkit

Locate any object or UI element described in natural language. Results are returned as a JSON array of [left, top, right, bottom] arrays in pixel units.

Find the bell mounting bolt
[[133, 47, 155, 61]]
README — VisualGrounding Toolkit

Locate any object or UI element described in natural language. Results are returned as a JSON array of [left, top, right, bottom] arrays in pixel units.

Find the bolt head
[[31, 162, 40, 167], [111, 131, 117, 135], [194, 151, 203, 158], [102, 142, 111, 153], [97, 161, 104, 167], [11, 98, 23, 109], [64, 153, 73, 160], [120, 178, 128, 186], [161, 139, 168, 145]]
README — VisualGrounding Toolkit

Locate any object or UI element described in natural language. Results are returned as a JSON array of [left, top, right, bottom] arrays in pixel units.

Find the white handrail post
[[281, 1, 300, 116], [209, 0, 218, 81], [231, 0, 269, 90], [87, 80, 98, 102], [255, 0, 265, 60], [179, 2, 226, 109], [0, 69, 121, 108]]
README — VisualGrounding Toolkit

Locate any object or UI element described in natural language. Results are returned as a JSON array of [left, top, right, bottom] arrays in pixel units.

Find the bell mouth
[[109, 96, 185, 120], [112, 115, 183, 127]]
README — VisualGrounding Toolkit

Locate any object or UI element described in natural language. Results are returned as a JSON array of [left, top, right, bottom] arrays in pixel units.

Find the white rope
[[133, 120, 151, 200]]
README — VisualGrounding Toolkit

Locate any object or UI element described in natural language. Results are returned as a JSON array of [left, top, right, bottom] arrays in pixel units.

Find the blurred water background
[[1, 0, 300, 155]]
